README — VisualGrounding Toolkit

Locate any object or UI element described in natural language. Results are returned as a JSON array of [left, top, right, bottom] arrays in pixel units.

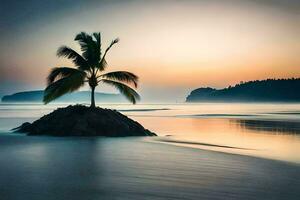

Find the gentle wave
[[156, 138, 255, 150], [264, 112, 300, 115], [118, 108, 170, 112], [176, 114, 257, 118]]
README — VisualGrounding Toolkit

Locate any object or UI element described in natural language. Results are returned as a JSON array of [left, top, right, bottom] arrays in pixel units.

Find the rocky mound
[[13, 105, 156, 137]]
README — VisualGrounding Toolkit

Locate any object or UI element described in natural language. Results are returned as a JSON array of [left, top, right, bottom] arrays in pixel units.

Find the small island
[[13, 31, 156, 137], [14, 105, 156, 137], [186, 78, 300, 102]]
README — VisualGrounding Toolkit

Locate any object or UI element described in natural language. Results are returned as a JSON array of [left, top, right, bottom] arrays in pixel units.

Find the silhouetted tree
[[43, 32, 139, 108]]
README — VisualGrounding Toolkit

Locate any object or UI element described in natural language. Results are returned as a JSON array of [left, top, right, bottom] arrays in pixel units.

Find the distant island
[[186, 78, 300, 102], [1, 90, 127, 103]]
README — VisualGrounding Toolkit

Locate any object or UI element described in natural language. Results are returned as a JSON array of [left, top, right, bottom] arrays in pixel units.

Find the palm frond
[[99, 38, 119, 68], [93, 32, 101, 57], [98, 58, 107, 71], [43, 70, 86, 104], [57, 46, 89, 71], [47, 67, 85, 85], [100, 71, 138, 88], [102, 79, 140, 104], [75, 32, 99, 65]]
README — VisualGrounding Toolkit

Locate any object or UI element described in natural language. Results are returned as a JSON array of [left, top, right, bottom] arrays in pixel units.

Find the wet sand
[[0, 134, 299, 200]]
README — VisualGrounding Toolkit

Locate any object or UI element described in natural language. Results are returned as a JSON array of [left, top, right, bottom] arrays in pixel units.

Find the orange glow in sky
[[1, 0, 299, 101]]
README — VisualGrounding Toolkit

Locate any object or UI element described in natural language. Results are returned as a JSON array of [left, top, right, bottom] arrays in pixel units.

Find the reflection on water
[[1, 135, 299, 200], [0, 102, 300, 163], [133, 116, 300, 163], [234, 119, 300, 134]]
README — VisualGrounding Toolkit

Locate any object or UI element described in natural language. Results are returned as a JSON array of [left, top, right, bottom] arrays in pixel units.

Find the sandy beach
[[0, 134, 299, 200]]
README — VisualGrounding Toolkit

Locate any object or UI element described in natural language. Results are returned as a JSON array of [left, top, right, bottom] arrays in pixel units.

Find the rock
[[13, 105, 156, 137]]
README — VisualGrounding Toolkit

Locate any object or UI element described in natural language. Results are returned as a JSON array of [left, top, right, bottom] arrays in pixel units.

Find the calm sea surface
[[0, 102, 300, 163]]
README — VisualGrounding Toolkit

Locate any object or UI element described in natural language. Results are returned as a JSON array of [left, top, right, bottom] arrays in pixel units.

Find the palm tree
[[43, 32, 140, 108]]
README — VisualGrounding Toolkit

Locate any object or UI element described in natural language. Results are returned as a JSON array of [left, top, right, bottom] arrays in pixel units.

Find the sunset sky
[[1, 0, 300, 102]]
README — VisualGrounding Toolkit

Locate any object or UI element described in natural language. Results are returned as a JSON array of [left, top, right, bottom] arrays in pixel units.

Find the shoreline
[[148, 136, 300, 166]]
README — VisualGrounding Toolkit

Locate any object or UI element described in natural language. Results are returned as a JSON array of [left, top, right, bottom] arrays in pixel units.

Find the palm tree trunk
[[91, 86, 96, 108]]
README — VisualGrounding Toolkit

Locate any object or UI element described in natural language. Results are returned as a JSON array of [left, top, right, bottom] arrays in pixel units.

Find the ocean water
[[0, 102, 300, 163], [1, 102, 300, 199]]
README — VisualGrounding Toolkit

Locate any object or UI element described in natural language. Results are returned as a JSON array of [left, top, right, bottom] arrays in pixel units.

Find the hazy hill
[[186, 78, 300, 102], [1, 90, 127, 103]]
